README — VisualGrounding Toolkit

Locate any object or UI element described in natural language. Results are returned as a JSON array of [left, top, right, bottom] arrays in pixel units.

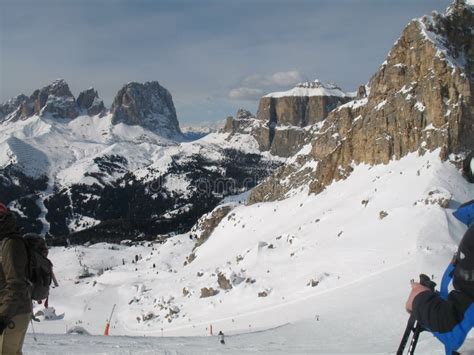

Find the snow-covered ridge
[[264, 80, 354, 98]]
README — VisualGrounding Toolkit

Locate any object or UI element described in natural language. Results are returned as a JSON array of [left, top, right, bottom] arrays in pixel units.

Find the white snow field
[[23, 150, 474, 354]]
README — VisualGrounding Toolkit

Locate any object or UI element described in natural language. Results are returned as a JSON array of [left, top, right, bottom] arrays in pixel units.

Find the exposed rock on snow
[[111, 81, 182, 139], [200, 287, 219, 298], [66, 326, 91, 335], [379, 211, 389, 220], [423, 188, 452, 208], [77, 88, 105, 116], [190, 206, 233, 249], [217, 272, 233, 290], [13, 79, 80, 120], [0, 94, 28, 122]]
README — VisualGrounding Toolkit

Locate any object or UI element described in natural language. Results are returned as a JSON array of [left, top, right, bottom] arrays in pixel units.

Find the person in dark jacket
[[406, 224, 474, 355], [0, 203, 31, 355], [218, 330, 225, 345]]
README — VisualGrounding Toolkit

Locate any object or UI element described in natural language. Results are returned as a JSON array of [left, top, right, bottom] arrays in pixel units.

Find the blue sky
[[0, 0, 451, 124]]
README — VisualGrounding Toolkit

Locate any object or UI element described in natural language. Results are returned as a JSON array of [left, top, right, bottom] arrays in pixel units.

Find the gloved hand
[[0, 316, 14, 335], [405, 282, 431, 313]]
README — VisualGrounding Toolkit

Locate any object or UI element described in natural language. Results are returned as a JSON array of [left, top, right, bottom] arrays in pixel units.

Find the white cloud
[[269, 70, 304, 86], [241, 70, 304, 87], [228, 87, 264, 101], [229, 70, 306, 101]]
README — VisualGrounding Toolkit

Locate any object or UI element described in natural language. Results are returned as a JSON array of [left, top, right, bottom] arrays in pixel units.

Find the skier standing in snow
[[0, 203, 31, 354], [218, 330, 225, 345], [405, 219, 474, 354]]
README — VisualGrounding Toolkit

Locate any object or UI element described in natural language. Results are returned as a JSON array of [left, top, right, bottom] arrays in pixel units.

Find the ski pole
[[397, 315, 416, 355], [30, 319, 37, 342], [397, 274, 436, 355]]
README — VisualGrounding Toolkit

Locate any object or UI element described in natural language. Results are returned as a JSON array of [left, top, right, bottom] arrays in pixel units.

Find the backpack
[[22, 234, 54, 302]]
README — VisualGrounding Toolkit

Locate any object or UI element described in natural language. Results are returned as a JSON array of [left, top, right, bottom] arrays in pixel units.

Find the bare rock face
[[111, 81, 182, 138], [0, 94, 28, 122], [26, 79, 79, 119], [1, 80, 80, 121], [191, 205, 233, 249], [250, 1, 473, 203], [222, 109, 256, 134], [257, 81, 353, 127], [200, 287, 219, 298], [222, 82, 352, 158], [77, 88, 105, 116], [217, 272, 233, 290], [224, 82, 352, 158]]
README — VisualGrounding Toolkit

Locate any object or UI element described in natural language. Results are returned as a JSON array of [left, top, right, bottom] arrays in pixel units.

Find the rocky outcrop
[[257, 81, 353, 127], [250, 0, 473, 203], [77, 88, 105, 116], [222, 109, 254, 133], [24, 79, 79, 119], [190, 205, 233, 249], [222, 109, 309, 157], [217, 272, 233, 290], [223, 82, 353, 158], [111, 81, 182, 138], [1, 80, 80, 121], [0, 95, 28, 122], [200, 287, 219, 298]]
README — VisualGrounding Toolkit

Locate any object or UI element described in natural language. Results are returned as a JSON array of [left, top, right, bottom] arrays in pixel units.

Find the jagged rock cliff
[[0, 79, 107, 122], [0, 79, 80, 121], [223, 82, 353, 158], [257, 81, 353, 126], [110, 81, 182, 139], [249, 0, 473, 203], [77, 88, 105, 116]]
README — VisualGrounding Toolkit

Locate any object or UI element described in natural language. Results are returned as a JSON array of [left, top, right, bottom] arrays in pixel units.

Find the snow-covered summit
[[264, 80, 353, 98]]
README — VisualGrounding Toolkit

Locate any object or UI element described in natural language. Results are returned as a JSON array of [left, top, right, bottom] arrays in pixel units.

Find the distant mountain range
[[1, 0, 472, 248]]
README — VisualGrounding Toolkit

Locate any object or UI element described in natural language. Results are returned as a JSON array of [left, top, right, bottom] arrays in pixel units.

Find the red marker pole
[[104, 304, 116, 336]]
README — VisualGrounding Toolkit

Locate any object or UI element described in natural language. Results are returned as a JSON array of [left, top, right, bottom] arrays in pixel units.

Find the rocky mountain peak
[[447, 0, 474, 16], [236, 108, 254, 120], [0, 79, 80, 121], [249, 0, 473, 203], [110, 81, 182, 139], [0, 94, 28, 122], [77, 88, 105, 116], [33, 79, 79, 119]]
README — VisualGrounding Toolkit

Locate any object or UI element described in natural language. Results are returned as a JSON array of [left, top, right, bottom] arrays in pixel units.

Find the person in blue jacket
[[405, 201, 474, 354]]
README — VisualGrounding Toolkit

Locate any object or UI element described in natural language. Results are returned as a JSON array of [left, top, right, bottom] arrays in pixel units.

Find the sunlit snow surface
[[23, 150, 474, 354]]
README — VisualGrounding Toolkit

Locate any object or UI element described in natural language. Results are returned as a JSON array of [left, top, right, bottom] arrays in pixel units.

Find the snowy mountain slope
[[6, 2, 474, 354], [0, 95, 279, 242], [0, 114, 175, 182], [31, 150, 474, 354]]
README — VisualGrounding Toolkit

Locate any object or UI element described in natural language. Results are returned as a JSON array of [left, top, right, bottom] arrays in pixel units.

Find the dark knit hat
[[0, 203, 7, 214], [453, 225, 474, 297]]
